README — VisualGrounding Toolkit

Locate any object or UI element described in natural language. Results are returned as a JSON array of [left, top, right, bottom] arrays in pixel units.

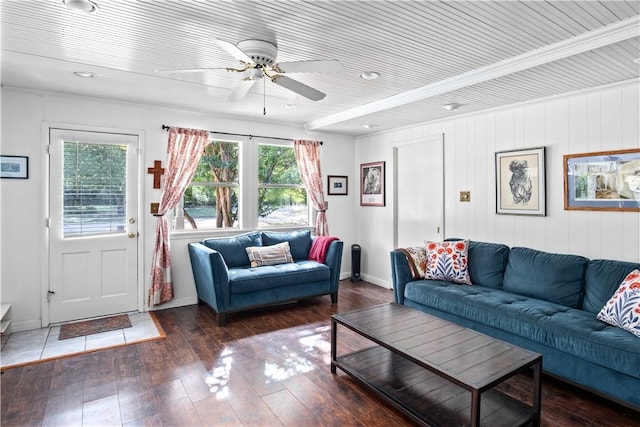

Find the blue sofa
[[189, 230, 343, 326], [391, 241, 640, 410]]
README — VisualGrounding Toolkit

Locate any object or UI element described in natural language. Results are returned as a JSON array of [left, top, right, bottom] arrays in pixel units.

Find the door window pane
[[63, 142, 126, 236]]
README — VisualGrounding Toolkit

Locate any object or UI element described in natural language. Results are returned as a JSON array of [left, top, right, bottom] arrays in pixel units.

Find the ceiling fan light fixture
[[360, 71, 380, 80], [443, 103, 462, 112], [74, 71, 95, 78], [248, 67, 264, 80], [62, 0, 99, 13]]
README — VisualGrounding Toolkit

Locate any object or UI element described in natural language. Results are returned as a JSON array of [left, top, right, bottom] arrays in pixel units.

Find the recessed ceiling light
[[360, 71, 380, 80], [63, 0, 99, 13], [362, 124, 376, 130], [443, 103, 462, 112], [283, 104, 297, 109], [74, 71, 95, 78]]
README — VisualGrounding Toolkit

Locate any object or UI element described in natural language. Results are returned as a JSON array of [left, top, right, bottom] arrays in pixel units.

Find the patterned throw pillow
[[245, 242, 294, 268], [398, 246, 427, 280], [597, 269, 640, 338], [424, 240, 472, 285]]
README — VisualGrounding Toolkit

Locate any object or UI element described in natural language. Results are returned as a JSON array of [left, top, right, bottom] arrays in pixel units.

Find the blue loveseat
[[391, 241, 640, 410], [189, 229, 343, 326]]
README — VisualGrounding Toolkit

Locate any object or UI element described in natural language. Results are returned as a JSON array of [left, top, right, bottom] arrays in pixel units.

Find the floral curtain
[[149, 127, 209, 306], [294, 139, 329, 236]]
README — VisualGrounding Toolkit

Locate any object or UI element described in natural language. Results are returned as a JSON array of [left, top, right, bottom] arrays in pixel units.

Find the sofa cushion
[[503, 247, 588, 308], [583, 259, 640, 314], [403, 280, 640, 378], [246, 242, 294, 267], [597, 269, 640, 338], [229, 261, 330, 293], [468, 241, 510, 289], [262, 229, 312, 261], [203, 231, 262, 268], [424, 240, 472, 284]]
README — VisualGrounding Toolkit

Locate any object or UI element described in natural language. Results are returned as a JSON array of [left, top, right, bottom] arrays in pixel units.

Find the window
[[172, 138, 309, 232], [177, 140, 239, 230], [63, 142, 127, 236], [258, 144, 308, 227]]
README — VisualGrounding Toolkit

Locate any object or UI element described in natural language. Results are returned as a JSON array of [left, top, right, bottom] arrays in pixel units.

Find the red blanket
[[308, 236, 339, 263]]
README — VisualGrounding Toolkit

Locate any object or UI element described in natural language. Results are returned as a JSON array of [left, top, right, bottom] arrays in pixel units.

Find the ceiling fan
[[156, 39, 343, 102]]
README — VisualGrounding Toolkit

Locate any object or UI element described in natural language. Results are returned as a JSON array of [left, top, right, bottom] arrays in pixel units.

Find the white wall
[[0, 88, 356, 331], [3, 81, 639, 330], [356, 81, 640, 288]]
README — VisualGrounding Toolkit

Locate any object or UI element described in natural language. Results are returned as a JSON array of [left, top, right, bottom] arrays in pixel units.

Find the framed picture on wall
[[495, 147, 546, 216], [360, 161, 385, 206], [327, 175, 348, 195], [563, 148, 640, 212], [0, 155, 29, 179]]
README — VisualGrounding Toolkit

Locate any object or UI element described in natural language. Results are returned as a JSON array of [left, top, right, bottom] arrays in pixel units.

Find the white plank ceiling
[[1, 0, 639, 136]]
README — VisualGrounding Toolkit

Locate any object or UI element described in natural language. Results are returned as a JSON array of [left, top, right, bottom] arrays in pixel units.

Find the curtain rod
[[161, 125, 322, 145]]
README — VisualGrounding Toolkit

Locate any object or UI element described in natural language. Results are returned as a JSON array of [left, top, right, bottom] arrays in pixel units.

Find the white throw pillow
[[245, 242, 294, 268]]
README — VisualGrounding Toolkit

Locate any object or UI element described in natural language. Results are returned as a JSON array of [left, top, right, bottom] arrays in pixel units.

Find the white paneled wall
[[356, 81, 640, 288]]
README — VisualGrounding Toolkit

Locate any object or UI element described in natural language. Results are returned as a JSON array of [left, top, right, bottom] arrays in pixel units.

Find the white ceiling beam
[[305, 15, 640, 131]]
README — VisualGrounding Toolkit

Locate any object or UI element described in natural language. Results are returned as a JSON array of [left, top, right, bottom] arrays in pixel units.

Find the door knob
[[128, 218, 136, 224], [128, 232, 137, 238]]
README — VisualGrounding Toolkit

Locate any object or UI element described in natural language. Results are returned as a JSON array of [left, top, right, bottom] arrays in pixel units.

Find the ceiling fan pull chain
[[263, 77, 267, 115]]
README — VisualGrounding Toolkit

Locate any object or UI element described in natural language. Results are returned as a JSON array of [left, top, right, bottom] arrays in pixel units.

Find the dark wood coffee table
[[331, 303, 541, 426]]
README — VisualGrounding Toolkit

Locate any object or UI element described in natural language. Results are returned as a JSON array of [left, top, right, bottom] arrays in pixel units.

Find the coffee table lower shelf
[[333, 345, 536, 427]]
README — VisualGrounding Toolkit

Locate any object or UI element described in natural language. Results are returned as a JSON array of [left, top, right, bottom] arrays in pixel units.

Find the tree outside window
[[258, 144, 308, 227], [180, 140, 239, 230]]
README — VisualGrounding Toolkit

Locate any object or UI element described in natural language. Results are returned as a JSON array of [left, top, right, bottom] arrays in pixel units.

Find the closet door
[[394, 134, 444, 248]]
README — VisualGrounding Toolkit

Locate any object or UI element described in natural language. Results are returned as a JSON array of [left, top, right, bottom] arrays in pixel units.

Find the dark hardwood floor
[[2, 280, 638, 426]]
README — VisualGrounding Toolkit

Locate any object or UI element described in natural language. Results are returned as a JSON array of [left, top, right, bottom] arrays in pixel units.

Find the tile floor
[[0, 312, 161, 369]]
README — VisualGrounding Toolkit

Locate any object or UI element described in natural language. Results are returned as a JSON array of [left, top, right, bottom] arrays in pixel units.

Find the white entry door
[[49, 128, 139, 324], [394, 134, 444, 248]]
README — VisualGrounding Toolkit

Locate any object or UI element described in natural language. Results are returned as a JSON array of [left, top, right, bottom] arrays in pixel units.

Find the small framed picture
[[327, 175, 348, 195], [360, 161, 385, 206], [0, 155, 29, 179], [495, 147, 546, 216], [563, 148, 640, 212]]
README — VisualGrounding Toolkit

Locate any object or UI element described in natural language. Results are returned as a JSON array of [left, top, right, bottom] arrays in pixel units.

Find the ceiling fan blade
[[272, 76, 326, 101], [227, 79, 256, 102], [275, 60, 343, 74], [155, 67, 229, 73], [215, 39, 254, 64]]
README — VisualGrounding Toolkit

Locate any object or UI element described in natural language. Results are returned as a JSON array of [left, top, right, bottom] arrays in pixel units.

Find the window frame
[[171, 137, 311, 233], [175, 138, 241, 231], [257, 141, 308, 229]]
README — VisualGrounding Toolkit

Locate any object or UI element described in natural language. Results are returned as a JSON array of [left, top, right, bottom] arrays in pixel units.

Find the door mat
[[59, 314, 132, 340]]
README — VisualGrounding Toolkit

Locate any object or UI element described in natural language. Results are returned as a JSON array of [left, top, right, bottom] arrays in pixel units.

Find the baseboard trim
[[148, 296, 198, 311], [10, 319, 45, 333], [360, 274, 392, 289]]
